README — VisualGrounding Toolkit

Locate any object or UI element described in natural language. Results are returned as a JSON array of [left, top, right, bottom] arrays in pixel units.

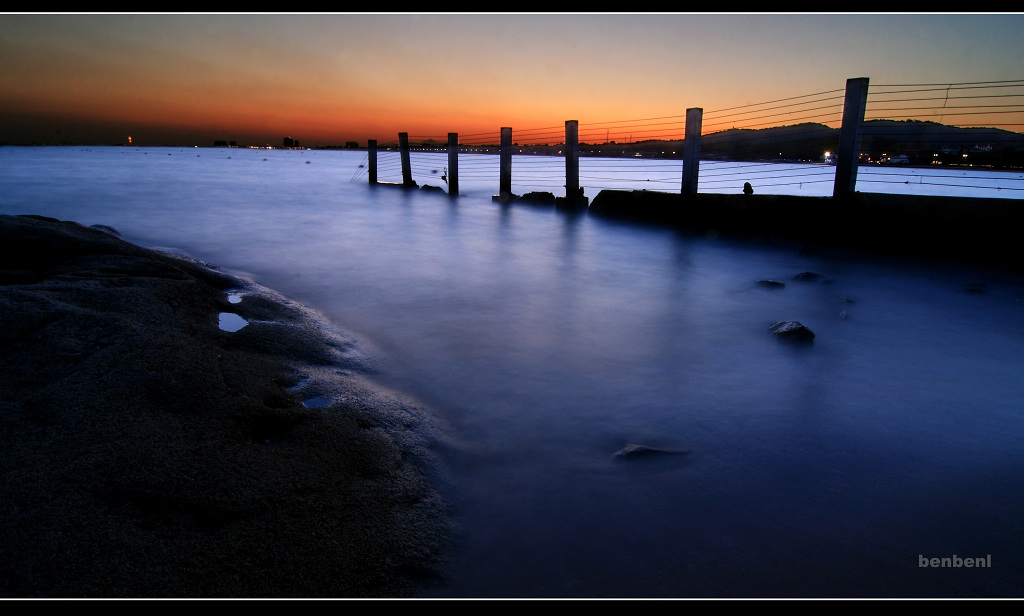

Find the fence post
[[447, 132, 459, 196], [556, 119, 587, 209], [367, 139, 377, 185], [833, 77, 869, 199], [399, 132, 416, 187], [681, 107, 703, 195], [498, 127, 513, 202]]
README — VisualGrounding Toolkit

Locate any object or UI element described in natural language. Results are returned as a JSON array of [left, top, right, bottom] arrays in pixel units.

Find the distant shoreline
[[6, 118, 1022, 171]]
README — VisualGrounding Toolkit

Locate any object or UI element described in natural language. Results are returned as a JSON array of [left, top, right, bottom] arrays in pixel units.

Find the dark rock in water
[[794, 271, 833, 283], [492, 191, 520, 203], [613, 443, 663, 458], [521, 191, 556, 205], [770, 320, 815, 342], [420, 184, 445, 192], [611, 443, 691, 472], [612, 443, 688, 460], [757, 279, 786, 289], [555, 187, 589, 210]]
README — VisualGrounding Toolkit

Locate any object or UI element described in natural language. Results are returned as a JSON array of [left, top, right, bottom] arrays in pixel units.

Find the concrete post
[[499, 127, 512, 201], [447, 132, 459, 196], [681, 107, 703, 195], [399, 132, 415, 187], [367, 139, 377, 185], [833, 77, 870, 199], [565, 120, 580, 197], [557, 120, 588, 209]]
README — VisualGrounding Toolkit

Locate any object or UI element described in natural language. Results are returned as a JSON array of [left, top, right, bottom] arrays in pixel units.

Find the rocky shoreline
[[0, 214, 451, 598]]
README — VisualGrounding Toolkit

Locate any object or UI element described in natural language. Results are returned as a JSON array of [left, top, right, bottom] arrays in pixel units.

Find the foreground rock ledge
[[0, 215, 450, 598]]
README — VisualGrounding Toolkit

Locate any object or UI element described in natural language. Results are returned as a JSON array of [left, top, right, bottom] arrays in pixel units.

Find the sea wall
[[588, 190, 1024, 269]]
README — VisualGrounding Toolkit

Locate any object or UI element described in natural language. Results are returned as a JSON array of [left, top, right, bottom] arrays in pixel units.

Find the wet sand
[[0, 214, 451, 597]]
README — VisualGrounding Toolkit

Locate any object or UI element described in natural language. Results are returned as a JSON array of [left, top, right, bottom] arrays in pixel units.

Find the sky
[[1, 12, 1023, 147]]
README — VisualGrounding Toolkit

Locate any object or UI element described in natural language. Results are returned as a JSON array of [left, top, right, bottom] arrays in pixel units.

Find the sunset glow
[[2, 13, 1023, 147]]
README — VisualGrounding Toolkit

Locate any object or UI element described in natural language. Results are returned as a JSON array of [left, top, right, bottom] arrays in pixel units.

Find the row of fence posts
[[366, 77, 870, 204]]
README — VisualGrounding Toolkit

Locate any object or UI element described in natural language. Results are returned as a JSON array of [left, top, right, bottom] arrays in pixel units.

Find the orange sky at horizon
[[2, 13, 1023, 147]]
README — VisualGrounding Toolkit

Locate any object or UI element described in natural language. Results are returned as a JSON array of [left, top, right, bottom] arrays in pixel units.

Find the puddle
[[227, 293, 243, 304], [218, 312, 248, 332]]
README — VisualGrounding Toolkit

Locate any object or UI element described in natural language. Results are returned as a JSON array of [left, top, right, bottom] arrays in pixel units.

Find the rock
[[756, 279, 786, 289], [770, 320, 815, 342], [521, 191, 556, 204], [0, 214, 450, 597], [555, 187, 589, 210], [89, 224, 122, 238], [612, 443, 689, 459], [613, 443, 664, 459], [794, 271, 833, 283]]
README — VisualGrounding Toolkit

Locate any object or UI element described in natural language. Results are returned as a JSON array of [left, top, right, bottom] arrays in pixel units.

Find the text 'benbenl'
[[919, 554, 991, 568]]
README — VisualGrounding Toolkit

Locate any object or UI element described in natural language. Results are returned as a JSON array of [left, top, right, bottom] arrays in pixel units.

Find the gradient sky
[[2, 12, 1023, 147]]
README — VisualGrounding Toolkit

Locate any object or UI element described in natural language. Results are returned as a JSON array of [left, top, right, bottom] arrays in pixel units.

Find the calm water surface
[[2, 146, 1023, 597]]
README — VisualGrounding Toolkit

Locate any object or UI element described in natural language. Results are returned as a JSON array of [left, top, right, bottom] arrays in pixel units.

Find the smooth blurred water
[[2, 146, 1023, 597]]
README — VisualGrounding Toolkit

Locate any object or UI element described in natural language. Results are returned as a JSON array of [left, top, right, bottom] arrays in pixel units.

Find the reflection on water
[[2, 147, 1023, 597]]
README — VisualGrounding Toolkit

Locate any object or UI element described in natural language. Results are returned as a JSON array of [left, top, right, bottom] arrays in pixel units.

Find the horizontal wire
[[357, 80, 1022, 197]]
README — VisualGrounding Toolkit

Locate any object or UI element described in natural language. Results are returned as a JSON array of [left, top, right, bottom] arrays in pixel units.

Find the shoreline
[[0, 214, 451, 598]]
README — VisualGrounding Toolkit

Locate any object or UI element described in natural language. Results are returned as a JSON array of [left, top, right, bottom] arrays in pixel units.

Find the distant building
[[283, 136, 294, 148]]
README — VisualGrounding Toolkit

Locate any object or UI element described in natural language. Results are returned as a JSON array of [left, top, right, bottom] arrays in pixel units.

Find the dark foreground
[[0, 214, 450, 598]]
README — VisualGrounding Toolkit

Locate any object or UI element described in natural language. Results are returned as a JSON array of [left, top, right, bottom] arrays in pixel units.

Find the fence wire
[[355, 79, 1024, 199]]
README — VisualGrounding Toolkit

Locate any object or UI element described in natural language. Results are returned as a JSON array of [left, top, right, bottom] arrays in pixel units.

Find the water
[[2, 146, 1023, 597]]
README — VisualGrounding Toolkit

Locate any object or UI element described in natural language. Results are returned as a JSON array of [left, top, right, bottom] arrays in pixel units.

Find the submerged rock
[[521, 191, 556, 204], [770, 320, 815, 342], [613, 443, 663, 459], [756, 279, 786, 289], [794, 271, 833, 283], [612, 443, 688, 460]]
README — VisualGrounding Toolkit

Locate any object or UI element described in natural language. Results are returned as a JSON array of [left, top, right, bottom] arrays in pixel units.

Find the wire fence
[[351, 78, 1024, 200]]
